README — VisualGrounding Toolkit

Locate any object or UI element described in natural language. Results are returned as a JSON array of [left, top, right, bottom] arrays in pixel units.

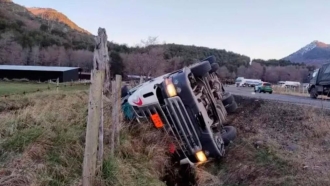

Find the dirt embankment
[[195, 96, 330, 186]]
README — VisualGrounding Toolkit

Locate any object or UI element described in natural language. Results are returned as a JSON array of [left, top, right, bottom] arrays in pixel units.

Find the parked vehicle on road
[[235, 77, 262, 87], [308, 63, 330, 99], [121, 56, 238, 166], [278, 81, 301, 88], [255, 82, 273, 94]]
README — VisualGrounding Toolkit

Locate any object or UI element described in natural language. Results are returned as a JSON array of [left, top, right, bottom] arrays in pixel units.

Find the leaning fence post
[[82, 71, 104, 186], [82, 27, 110, 186], [139, 76, 144, 84], [110, 81, 116, 156], [115, 75, 122, 148]]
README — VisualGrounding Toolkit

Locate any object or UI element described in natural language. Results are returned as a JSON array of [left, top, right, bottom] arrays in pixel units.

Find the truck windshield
[[312, 69, 319, 78]]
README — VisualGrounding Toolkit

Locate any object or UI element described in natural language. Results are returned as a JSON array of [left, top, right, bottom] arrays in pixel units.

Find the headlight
[[165, 78, 177, 97], [195, 151, 207, 162]]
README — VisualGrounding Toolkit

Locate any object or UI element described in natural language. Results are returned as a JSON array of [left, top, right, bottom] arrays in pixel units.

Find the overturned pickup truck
[[121, 56, 238, 166]]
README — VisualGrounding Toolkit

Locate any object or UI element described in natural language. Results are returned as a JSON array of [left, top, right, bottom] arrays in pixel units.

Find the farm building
[[0, 65, 82, 82]]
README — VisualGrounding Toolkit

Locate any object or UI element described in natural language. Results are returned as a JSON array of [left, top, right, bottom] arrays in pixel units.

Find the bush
[[40, 24, 48, 31], [51, 29, 66, 38]]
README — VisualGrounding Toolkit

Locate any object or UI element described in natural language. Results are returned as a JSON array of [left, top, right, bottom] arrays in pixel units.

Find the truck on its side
[[121, 56, 238, 166], [308, 63, 330, 99]]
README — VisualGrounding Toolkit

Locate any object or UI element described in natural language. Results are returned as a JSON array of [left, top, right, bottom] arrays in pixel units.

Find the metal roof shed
[[0, 65, 82, 82]]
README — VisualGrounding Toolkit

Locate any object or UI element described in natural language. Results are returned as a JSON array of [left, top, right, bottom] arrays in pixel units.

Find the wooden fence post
[[82, 70, 104, 186], [139, 76, 144, 84], [110, 81, 116, 156], [82, 27, 110, 186], [115, 75, 122, 148]]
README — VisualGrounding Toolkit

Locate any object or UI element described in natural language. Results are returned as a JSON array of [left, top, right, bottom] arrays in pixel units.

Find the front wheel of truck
[[221, 126, 237, 146], [226, 101, 238, 114], [309, 87, 318, 99], [213, 132, 225, 156]]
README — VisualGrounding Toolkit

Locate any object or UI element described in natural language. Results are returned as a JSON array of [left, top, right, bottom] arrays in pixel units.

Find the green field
[[0, 81, 89, 96]]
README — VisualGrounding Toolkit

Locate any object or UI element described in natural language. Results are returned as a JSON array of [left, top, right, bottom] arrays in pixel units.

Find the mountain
[[0, 0, 96, 70], [283, 40, 330, 65], [27, 7, 91, 35]]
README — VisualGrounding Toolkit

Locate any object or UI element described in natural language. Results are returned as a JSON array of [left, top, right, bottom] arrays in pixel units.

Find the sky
[[13, 0, 330, 60]]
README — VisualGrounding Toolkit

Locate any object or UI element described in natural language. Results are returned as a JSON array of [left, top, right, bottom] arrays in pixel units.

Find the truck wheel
[[190, 61, 211, 77], [310, 87, 318, 99], [221, 126, 237, 146], [210, 63, 219, 73], [226, 101, 238, 114], [222, 92, 234, 107], [202, 55, 216, 64], [213, 132, 225, 156]]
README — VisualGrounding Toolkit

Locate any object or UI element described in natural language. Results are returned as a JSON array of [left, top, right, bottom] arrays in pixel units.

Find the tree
[[110, 51, 125, 77], [217, 66, 230, 79], [141, 36, 158, 47]]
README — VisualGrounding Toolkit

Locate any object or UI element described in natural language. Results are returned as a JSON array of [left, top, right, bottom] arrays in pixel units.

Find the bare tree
[[141, 36, 158, 47]]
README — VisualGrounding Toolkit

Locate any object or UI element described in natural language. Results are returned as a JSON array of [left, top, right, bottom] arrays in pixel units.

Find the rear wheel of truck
[[190, 61, 211, 77], [226, 101, 238, 114], [202, 55, 216, 64], [210, 63, 219, 73], [221, 126, 237, 146], [221, 92, 234, 105]]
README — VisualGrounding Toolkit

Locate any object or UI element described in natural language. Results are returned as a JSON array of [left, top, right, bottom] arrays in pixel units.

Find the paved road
[[224, 86, 330, 110]]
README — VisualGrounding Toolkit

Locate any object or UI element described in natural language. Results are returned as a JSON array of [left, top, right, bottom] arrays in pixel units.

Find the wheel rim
[[214, 133, 224, 154]]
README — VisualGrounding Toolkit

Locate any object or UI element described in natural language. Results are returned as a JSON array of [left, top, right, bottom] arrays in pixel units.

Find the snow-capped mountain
[[283, 40, 330, 65]]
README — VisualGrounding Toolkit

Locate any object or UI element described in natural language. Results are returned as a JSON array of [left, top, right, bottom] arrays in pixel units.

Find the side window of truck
[[324, 65, 330, 74]]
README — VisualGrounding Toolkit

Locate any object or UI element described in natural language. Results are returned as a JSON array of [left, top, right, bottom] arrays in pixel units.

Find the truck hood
[[128, 73, 170, 107]]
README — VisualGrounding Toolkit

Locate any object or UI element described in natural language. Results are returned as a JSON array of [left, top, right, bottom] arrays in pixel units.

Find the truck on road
[[308, 63, 330, 99]]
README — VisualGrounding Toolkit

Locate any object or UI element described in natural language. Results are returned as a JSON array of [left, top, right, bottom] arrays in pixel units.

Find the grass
[[272, 85, 330, 99], [0, 81, 89, 96], [0, 89, 169, 186], [2, 85, 330, 186]]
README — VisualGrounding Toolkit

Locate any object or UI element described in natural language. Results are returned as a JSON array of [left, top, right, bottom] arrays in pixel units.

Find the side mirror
[[308, 73, 310, 77]]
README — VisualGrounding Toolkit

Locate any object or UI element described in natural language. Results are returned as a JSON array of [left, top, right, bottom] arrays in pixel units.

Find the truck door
[[317, 64, 330, 86]]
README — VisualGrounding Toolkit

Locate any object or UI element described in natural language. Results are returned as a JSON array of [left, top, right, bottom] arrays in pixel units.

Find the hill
[[0, 0, 95, 70], [27, 7, 91, 35], [283, 40, 330, 65], [0, 0, 305, 78]]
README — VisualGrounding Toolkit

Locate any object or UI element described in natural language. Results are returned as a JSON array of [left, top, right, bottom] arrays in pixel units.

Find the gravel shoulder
[[224, 86, 330, 110]]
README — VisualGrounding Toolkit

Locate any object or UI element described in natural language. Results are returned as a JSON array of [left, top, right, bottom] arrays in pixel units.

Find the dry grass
[[196, 96, 330, 186], [2, 88, 330, 186], [0, 90, 170, 186]]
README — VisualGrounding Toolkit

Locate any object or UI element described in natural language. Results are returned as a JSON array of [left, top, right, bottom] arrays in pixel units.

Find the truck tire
[[310, 87, 318, 99], [202, 55, 216, 64], [226, 101, 238, 114], [222, 92, 234, 107], [210, 63, 219, 73], [212, 132, 225, 156], [190, 61, 211, 77], [221, 126, 237, 146]]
